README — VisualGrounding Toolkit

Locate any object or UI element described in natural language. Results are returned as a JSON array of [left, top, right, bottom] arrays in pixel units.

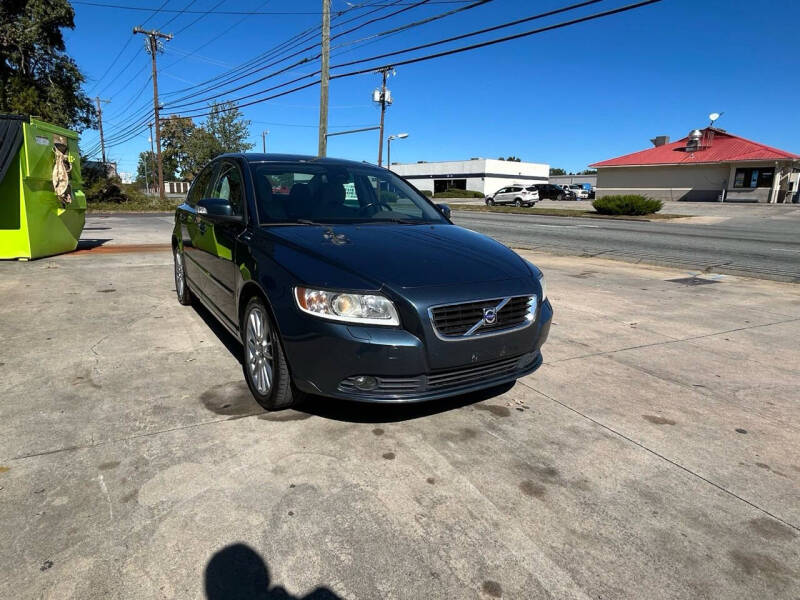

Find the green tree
[[0, 0, 95, 130], [204, 101, 254, 153], [160, 115, 200, 179], [160, 103, 252, 180], [136, 150, 175, 185], [549, 167, 567, 176], [578, 169, 597, 175]]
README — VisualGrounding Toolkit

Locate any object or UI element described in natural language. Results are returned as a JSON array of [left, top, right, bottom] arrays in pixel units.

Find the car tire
[[515, 199, 523, 207], [486, 198, 494, 206], [557, 193, 564, 201], [241, 296, 301, 410], [174, 245, 192, 306]]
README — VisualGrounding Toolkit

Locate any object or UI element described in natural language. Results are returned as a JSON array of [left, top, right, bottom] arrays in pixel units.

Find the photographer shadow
[[205, 543, 343, 600]]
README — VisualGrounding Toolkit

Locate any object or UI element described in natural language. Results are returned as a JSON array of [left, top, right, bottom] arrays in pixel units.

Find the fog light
[[352, 375, 378, 391]]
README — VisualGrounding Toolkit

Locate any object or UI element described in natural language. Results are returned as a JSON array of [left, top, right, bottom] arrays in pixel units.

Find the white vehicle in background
[[565, 184, 590, 199], [486, 184, 540, 207]]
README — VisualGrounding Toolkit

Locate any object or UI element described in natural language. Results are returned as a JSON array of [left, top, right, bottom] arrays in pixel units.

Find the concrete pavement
[[0, 217, 798, 599]]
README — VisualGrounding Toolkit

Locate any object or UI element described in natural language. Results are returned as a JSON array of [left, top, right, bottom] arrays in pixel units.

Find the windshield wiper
[[367, 218, 427, 224]]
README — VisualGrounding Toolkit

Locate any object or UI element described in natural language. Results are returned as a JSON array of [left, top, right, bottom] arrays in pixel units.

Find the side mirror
[[436, 203, 451, 220], [197, 198, 243, 223]]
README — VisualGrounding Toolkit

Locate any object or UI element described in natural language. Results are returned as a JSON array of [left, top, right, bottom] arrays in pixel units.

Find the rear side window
[[186, 164, 216, 207], [211, 161, 244, 216]]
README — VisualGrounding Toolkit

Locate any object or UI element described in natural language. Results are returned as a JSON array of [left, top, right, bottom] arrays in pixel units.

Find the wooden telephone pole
[[317, 0, 330, 157], [376, 67, 393, 167], [95, 97, 111, 165], [133, 26, 172, 200]]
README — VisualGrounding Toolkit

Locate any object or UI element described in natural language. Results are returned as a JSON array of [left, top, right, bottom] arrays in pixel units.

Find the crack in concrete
[[545, 316, 800, 365], [518, 380, 800, 534]]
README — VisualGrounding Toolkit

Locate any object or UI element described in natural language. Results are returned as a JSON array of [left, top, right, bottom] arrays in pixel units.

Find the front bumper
[[282, 298, 552, 403]]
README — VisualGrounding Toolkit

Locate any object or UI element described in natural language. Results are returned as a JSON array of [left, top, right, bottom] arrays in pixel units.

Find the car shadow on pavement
[[76, 237, 112, 250], [298, 382, 515, 424], [190, 298, 514, 423], [191, 299, 244, 365], [205, 543, 342, 600]]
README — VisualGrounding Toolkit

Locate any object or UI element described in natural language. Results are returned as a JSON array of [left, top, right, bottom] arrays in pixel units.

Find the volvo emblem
[[483, 307, 497, 324]]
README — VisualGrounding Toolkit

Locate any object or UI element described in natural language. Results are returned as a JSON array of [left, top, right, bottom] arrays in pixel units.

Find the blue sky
[[66, 0, 800, 177]]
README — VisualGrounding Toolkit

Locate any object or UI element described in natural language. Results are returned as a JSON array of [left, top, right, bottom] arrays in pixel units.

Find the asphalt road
[[452, 208, 800, 282]]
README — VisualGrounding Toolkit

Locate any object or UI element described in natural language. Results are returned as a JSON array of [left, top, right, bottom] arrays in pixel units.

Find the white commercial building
[[391, 158, 549, 196]]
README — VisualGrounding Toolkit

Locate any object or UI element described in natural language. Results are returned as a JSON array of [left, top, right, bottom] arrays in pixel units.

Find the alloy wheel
[[174, 249, 185, 298], [245, 306, 274, 395]]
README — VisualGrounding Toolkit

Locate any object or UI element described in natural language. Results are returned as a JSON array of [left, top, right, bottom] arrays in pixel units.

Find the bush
[[592, 195, 662, 215], [421, 190, 433, 197]]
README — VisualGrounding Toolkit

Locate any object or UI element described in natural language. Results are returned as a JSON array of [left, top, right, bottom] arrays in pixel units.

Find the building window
[[733, 167, 774, 188], [434, 179, 467, 193]]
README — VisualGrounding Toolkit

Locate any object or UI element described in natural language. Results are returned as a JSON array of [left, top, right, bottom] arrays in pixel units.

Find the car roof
[[224, 152, 379, 169]]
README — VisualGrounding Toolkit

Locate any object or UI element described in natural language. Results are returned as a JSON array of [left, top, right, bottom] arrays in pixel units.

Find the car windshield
[[249, 162, 447, 225]]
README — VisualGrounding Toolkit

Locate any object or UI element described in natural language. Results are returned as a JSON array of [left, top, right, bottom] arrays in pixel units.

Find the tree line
[[136, 101, 254, 186]]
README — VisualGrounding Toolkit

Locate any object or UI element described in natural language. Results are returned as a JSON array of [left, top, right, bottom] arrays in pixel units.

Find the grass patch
[[87, 193, 181, 213], [448, 204, 686, 220]]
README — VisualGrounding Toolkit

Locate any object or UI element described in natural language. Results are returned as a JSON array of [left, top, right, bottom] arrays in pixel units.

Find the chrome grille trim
[[428, 295, 537, 341]]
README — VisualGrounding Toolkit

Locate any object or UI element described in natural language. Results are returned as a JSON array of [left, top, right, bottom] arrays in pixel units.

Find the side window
[[497, 187, 508, 194], [512, 187, 523, 193], [186, 164, 215, 207], [211, 161, 244, 216]]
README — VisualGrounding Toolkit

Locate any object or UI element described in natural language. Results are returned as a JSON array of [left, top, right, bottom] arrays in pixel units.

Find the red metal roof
[[591, 129, 800, 168]]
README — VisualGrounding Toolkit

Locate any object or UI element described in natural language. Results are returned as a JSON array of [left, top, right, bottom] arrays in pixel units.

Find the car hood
[[265, 223, 530, 289]]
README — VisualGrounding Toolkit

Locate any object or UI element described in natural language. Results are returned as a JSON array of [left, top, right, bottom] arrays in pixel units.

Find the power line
[[87, 0, 171, 93], [169, 0, 663, 121], [160, 0, 491, 113], [159, 0, 416, 109], [332, 0, 606, 70], [71, 0, 472, 13], [156, 0, 413, 101], [331, 0, 663, 76]]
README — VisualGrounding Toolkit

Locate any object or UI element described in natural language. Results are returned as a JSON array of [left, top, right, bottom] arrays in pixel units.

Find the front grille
[[430, 295, 534, 338], [337, 353, 537, 398], [427, 355, 520, 389]]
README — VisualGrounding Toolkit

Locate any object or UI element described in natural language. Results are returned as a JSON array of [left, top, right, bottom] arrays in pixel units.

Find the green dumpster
[[0, 115, 86, 260]]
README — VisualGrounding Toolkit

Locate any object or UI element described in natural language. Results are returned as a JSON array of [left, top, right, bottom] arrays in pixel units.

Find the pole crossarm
[[133, 27, 172, 200]]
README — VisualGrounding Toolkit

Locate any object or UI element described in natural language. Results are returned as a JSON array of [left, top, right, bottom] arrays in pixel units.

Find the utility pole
[[261, 129, 269, 153], [148, 122, 157, 195], [134, 26, 172, 200], [375, 66, 393, 167], [95, 97, 111, 165], [317, 0, 330, 157]]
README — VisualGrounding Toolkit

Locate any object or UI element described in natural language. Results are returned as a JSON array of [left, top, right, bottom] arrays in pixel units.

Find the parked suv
[[565, 184, 590, 199], [531, 184, 574, 201], [486, 185, 540, 207], [173, 154, 551, 409]]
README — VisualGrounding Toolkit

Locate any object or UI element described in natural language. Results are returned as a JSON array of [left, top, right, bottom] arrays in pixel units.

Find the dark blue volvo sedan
[[172, 154, 551, 410]]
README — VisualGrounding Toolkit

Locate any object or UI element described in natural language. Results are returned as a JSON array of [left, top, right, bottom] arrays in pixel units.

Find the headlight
[[538, 273, 547, 301], [294, 287, 400, 326]]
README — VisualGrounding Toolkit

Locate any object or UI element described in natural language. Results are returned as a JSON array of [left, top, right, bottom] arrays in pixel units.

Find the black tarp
[[0, 114, 28, 184]]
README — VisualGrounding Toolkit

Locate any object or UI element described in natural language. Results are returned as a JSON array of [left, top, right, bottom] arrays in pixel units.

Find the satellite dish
[[709, 112, 720, 122]]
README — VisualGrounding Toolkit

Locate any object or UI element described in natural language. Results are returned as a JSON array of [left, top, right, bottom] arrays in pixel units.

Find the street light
[[386, 133, 408, 170]]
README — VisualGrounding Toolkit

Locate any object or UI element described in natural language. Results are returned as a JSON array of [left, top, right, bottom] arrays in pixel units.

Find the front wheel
[[557, 193, 564, 201], [486, 198, 494, 206], [241, 296, 300, 410], [515, 199, 523, 207], [174, 246, 192, 306]]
